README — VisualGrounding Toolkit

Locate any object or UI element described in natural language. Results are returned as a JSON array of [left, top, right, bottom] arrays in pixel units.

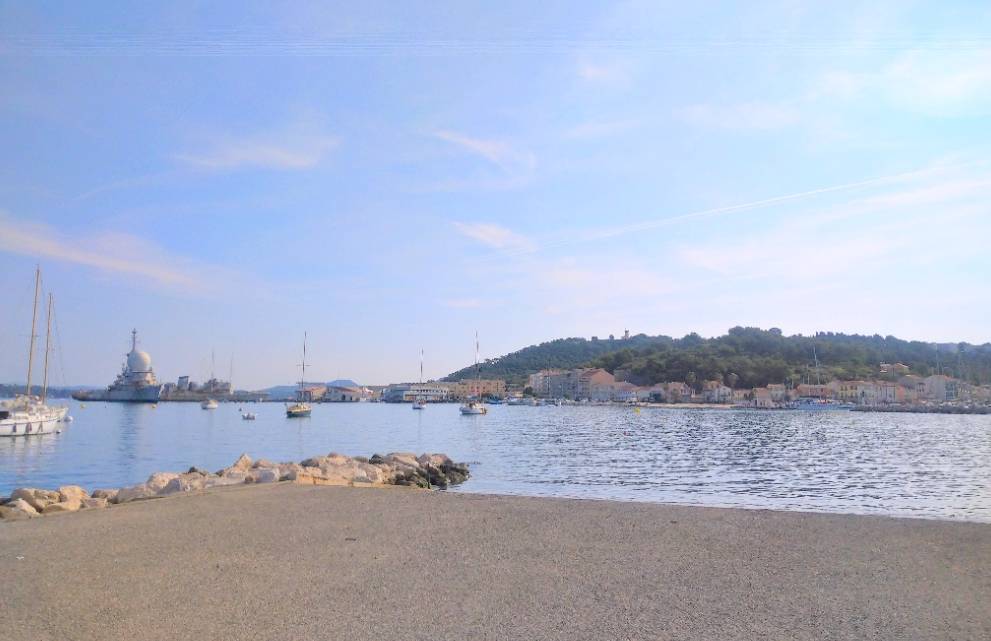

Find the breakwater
[[0, 451, 469, 520]]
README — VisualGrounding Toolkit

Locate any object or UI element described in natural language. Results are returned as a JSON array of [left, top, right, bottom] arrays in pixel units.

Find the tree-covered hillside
[[443, 335, 672, 385], [444, 327, 991, 389]]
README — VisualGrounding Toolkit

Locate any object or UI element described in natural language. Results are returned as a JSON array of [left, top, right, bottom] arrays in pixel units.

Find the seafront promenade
[[2, 484, 988, 640]]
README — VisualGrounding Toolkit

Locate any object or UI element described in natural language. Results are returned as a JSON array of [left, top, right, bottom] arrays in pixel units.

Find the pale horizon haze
[[1, 1, 990, 389]]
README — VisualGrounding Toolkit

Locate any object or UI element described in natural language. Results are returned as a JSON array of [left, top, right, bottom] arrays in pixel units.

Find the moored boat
[[200, 398, 219, 410], [286, 332, 313, 418]]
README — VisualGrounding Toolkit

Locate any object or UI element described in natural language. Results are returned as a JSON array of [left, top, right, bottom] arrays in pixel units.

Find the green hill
[[444, 327, 991, 389]]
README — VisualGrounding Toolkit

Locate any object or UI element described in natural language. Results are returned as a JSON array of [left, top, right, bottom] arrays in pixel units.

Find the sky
[[1, 1, 990, 389]]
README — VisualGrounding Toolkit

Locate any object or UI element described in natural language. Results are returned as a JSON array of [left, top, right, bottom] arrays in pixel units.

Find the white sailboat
[[286, 332, 313, 418], [412, 348, 426, 410], [460, 331, 488, 415], [200, 398, 219, 410], [1, 267, 69, 437], [201, 350, 219, 408]]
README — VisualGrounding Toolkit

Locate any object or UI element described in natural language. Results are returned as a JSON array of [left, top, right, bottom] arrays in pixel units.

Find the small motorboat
[[241, 412, 256, 420], [200, 398, 219, 410], [412, 399, 426, 410]]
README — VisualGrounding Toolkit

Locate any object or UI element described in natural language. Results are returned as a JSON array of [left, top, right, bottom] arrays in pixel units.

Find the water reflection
[[0, 401, 989, 522]]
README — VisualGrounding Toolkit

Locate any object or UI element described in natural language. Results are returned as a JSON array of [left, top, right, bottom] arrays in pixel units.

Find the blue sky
[[1, 1, 990, 388]]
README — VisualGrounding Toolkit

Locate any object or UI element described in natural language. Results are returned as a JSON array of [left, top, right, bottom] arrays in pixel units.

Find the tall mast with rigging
[[25, 265, 41, 397], [42, 293, 53, 403]]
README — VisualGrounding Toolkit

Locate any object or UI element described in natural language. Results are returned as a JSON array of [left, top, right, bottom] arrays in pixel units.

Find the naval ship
[[73, 330, 163, 403]]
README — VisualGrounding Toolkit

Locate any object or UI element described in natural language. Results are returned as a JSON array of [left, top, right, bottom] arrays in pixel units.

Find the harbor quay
[[1, 483, 988, 641]]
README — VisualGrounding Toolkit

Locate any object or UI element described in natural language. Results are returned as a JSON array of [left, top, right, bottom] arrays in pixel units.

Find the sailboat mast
[[420, 348, 424, 384], [300, 332, 307, 390], [42, 293, 53, 403], [25, 265, 41, 397]]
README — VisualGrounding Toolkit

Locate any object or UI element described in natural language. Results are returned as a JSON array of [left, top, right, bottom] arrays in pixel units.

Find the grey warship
[[73, 329, 162, 403]]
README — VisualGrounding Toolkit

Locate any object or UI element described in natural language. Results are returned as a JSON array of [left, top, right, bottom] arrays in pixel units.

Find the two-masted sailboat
[[459, 332, 488, 415], [285, 332, 313, 418], [0, 267, 70, 437]]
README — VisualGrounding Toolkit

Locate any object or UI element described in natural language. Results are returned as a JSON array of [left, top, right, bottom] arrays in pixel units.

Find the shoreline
[[2, 483, 988, 640]]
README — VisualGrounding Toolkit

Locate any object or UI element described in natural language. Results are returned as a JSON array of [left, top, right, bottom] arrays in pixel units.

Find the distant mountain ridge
[[444, 327, 991, 388]]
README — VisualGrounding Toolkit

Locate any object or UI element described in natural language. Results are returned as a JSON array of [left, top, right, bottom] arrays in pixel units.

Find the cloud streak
[[0, 212, 226, 293], [452, 221, 536, 252], [432, 130, 535, 175], [176, 121, 338, 171]]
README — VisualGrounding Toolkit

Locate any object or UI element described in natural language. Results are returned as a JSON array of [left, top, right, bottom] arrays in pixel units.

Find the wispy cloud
[[452, 221, 536, 252], [0, 212, 229, 293], [432, 130, 535, 174], [176, 120, 338, 171], [678, 101, 800, 131]]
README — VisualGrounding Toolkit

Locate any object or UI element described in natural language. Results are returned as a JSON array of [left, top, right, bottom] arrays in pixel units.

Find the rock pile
[[0, 452, 469, 521]]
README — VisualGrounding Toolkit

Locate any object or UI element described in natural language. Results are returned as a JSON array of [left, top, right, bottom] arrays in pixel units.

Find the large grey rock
[[417, 453, 452, 468], [91, 488, 119, 502], [10, 488, 60, 512], [80, 497, 108, 510], [252, 458, 277, 469], [113, 484, 159, 504], [277, 463, 304, 481], [160, 473, 209, 495], [247, 468, 280, 484]]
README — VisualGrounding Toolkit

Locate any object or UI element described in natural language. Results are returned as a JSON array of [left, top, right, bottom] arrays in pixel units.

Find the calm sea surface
[[2, 401, 989, 522]]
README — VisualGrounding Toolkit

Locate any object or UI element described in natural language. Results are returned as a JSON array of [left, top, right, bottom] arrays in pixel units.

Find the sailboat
[[412, 349, 426, 410], [286, 332, 313, 418], [459, 332, 488, 415], [1, 267, 70, 437]]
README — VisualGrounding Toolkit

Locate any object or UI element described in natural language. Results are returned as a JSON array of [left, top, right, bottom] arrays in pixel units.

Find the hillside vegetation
[[445, 327, 991, 389]]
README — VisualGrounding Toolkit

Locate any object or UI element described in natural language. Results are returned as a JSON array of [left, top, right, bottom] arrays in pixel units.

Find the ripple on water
[[0, 402, 989, 521]]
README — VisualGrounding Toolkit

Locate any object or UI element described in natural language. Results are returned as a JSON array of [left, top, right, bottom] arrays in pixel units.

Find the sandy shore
[[2, 485, 988, 641]]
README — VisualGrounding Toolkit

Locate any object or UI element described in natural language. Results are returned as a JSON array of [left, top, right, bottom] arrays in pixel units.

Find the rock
[[325, 453, 350, 465], [113, 484, 159, 504], [0, 505, 38, 520], [417, 453, 452, 468], [440, 461, 470, 485], [247, 468, 280, 484], [145, 472, 179, 492], [42, 499, 82, 514], [80, 497, 108, 510], [277, 463, 304, 481], [160, 473, 209, 495], [352, 455, 369, 463], [252, 458, 277, 469], [186, 466, 209, 476], [1, 498, 39, 517], [300, 456, 328, 468], [203, 474, 246, 489], [58, 485, 89, 502], [10, 488, 61, 512], [228, 453, 253, 473], [368, 453, 386, 465], [387, 452, 420, 468], [91, 488, 119, 502]]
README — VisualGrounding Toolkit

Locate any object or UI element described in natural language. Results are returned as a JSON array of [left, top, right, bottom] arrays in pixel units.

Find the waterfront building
[[298, 385, 328, 402], [325, 385, 371, 402], [447, 379, 506, 400], [753, 387, 774, 408], [923, 375, 958, 402], [381, 383, 450, 403], [796, 383, 832, 398], [665, 382, 692, 403], [701, 380, 733, 403]]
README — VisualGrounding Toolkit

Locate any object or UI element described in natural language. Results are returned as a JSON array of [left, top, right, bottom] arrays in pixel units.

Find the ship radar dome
[[127, 349, 153, 373]]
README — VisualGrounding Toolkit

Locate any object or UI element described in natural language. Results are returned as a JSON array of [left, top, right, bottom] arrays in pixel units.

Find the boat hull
[[72, 385, 162, 403]]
